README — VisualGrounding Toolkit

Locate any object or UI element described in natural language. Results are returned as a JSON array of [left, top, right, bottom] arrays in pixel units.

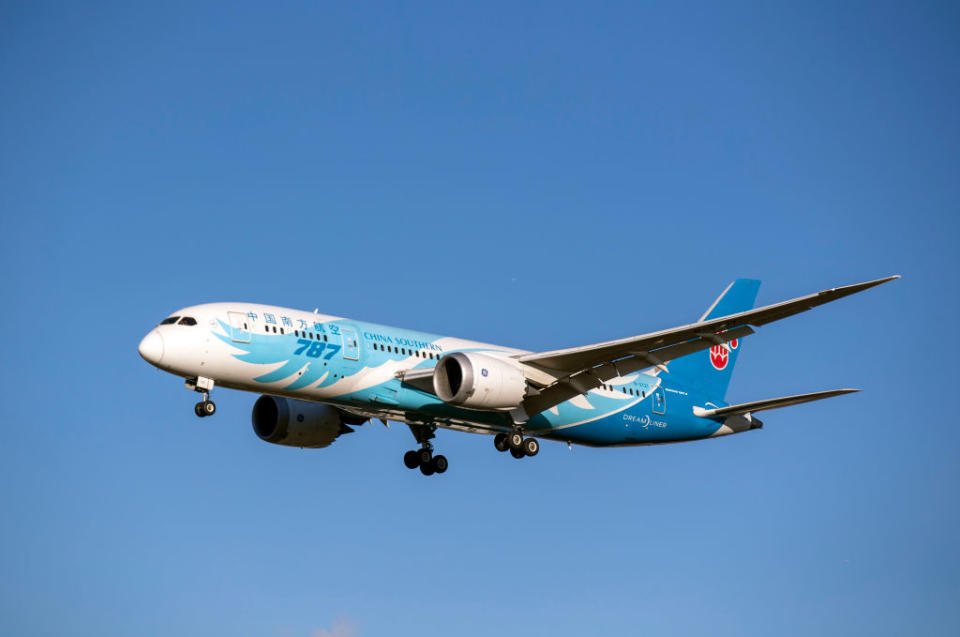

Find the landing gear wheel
[[194, 402, 205, 418], [403, 450, 420, 469], [201, 400, 216, 416], [417, 448, 433, 466], [494, 433, 510, 452], [419, 462, 436, 476], [522, 438, 539, 457], [508, 432, 524, 449], [510, 447, 526, 459], [432, 455, 448, 474]]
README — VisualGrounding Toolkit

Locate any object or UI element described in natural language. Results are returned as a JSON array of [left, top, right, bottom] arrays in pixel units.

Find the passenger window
[[280, 328, 284, 334], [159, 317, 179, 325], [272, 326, 277, 333]]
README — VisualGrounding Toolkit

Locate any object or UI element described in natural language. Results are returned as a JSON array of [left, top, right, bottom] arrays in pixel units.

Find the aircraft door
[[652, 386, 666, 414], [228, 311, 251, 343], [342, 327, 359, 361]]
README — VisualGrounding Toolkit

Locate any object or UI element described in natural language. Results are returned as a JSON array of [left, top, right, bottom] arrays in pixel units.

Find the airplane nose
[[138, 330, 164, 365]]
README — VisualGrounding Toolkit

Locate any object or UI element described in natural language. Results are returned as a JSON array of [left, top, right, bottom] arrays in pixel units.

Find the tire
[[202, 401, 216, 416], [194, 402, 205, 418], [510, 447, 525, 459], [417, 448, 433, 466], [432, 455, 448, 473], [403, 450, 420, 469], [508, 432, 524, 449], [522, 438, 539, 457], [420, 462, 435, 476], [494, 433, 510, 452]]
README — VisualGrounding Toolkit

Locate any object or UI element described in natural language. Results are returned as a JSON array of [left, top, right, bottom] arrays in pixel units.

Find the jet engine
[[251, 395, 356, 448], [432, 352, 527, 410]]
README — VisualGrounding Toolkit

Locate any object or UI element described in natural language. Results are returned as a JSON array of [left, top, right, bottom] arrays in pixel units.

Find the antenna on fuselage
[[314, 308, 318, 313]]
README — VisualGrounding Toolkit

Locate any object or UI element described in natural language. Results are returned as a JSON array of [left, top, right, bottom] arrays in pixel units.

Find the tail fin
[[667, 279, 761, 400]]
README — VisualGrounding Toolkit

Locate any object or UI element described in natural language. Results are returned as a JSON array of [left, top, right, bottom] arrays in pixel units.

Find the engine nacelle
[[433, 352, 527, 410], [251, 395, 350, 448]]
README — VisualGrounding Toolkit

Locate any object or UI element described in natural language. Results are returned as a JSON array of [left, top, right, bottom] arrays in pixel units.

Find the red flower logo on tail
[[709, 345, 728, 370]]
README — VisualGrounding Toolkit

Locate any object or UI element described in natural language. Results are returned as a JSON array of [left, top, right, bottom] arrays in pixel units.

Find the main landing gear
[[403, 447, 448, 476], [187, 376, 216, 418], [494, 431, 539, 459], [404, 423, 448, 476]]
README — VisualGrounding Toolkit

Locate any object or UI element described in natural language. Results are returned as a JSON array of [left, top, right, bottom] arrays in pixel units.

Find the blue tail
[[667, 279, 761, 401]]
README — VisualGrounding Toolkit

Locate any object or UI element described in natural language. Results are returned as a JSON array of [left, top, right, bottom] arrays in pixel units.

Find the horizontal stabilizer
[[693, 389, 859, 418]]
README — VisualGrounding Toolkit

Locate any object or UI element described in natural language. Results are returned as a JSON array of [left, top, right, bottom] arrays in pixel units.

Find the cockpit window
[[178, 316, 197, 326], [159, 316, 180, 325]]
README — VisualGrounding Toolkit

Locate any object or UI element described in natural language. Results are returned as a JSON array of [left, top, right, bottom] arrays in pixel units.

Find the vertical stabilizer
[[667, 279, 761, 400]]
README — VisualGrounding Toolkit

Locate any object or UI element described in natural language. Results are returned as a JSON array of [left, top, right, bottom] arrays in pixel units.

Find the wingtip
[[854, 275, 900, 291]]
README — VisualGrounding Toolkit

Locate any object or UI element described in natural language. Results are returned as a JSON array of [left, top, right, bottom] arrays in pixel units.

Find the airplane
[[138, 275, 898, 476]]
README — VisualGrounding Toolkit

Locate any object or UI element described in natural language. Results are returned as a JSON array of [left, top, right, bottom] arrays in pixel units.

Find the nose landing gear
[[186, 376, 216, 418], [494, 431, 539, 459], [194, 399, 216, 417]]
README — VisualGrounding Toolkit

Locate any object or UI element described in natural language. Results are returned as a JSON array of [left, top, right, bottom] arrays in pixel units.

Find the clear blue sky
[[1, 2, 958, 635]]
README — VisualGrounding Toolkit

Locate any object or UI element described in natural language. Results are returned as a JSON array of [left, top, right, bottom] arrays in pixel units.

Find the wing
[[692, 389, 859, 418], [514, 275, 898, 420]]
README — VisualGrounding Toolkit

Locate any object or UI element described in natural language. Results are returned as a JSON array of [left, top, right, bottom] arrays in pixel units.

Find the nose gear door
[[228, 311, 251, 343]]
